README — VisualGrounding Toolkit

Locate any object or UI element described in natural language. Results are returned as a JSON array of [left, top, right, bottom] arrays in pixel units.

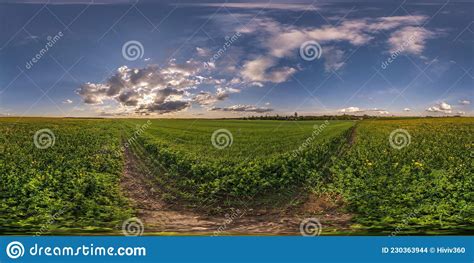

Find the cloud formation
[[76, 58, 249, 115], [194, 87, 240, 106], [387, 26, 435, 55], [339, 107, 389, 115], [231, 15, 437, 84], [210, 104, 273, 113], [190, 3, 318, 12], [76, 12, 441, 116], [426, 102, 452, 113], [241, 57, 296, 83], [77, 61, 207, 114]]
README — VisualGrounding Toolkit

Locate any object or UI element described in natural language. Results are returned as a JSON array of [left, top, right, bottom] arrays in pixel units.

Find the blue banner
[[0, 237, 472, 263]]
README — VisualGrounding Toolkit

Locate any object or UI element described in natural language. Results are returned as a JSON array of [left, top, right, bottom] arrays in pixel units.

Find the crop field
[[0, 118, 131, 233], [125, 119, 355, 205], [328, 118, 473, 233], [127, 119, 354, 161], [0, 117, 472, 235]]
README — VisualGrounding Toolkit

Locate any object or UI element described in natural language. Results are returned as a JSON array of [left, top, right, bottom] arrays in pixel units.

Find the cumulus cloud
[[193, 92, 217, 106], [404, 108, 411, 112], [339, 106, 361, 113], [426, 102, 452, 113], [459, 99, 471, 105], [193, 87, 240, 106], [339, 107, 389, 114], [76, 59, 245, 115], [210, 104, 273, 113], [241, 57, 296, 83], [77, 61, 208, 114], [62, 99, 73, 104], [139, 101, 190, 114]]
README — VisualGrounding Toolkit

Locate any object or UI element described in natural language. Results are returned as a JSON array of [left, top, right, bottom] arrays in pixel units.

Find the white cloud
[[426, 102, 452, 113], [323, 47, 345, 72], [404, 108, 411, 112], [191, 3, 318, 12], [229, 77, 242, 85], [339, 107, 361, 113], [193, 92, 218, 106], [210, 104, 273, 113], [248, 15, 432, 60], [196, 47, 210, 57], [77, 61, 208, 114], [241, 57, 296, 83], [250, 82, 264, 87], [62, 99, 73, 104], [370, 15, 427, 31], [230, 14, 437, 86], [459, 99, 471, 105], [76, 59, 246, 115], [193, 87, 240, 106], [387, 26, 435, 55], [339, 107, 389, 114]]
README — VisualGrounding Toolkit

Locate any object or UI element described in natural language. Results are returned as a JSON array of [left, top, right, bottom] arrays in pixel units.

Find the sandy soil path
[[120, 142, 352, 235]]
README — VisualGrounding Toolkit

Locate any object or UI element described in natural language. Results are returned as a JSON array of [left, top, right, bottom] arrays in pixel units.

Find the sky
[[0, 0, 472, 118]]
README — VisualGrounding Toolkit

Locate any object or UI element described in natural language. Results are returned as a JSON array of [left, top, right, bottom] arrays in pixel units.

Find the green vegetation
[[0, 118, 131, 233], [327, 118, 473, 232], [1, 117, 472, 234], [129, 119, 354, 204], [127, 119, 354, 161]]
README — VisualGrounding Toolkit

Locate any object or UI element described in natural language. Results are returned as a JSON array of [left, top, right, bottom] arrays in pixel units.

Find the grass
[[125, 119, 355, 162]]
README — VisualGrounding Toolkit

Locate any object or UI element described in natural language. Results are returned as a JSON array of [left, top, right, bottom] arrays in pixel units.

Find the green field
[[0, 119, 130, 233], [0, 117, 472, 234], [329, 118, 473, 233], [127, 119, 354, 161]]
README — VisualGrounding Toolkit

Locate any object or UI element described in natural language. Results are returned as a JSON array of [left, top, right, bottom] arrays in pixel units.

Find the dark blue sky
[[0, 0, 472, 117]]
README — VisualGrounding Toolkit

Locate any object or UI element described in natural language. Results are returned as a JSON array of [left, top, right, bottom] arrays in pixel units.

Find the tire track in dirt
[[120, 139, 353, 235]]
